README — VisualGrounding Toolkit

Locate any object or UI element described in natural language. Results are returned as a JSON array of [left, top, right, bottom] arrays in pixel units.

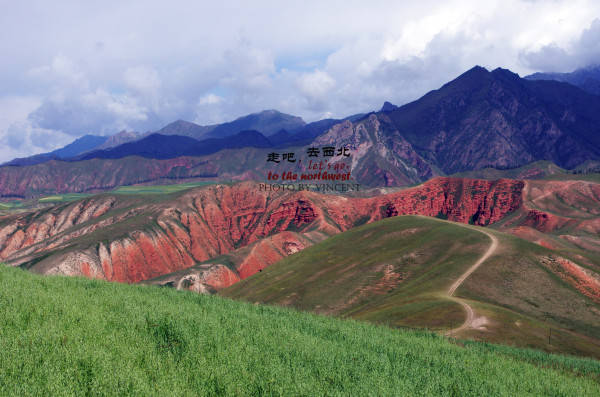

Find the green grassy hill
[[223, 216, 600, 359], [1, 265, 599, 395]]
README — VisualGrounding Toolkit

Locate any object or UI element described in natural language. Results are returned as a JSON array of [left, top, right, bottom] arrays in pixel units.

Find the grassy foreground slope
[[1, 266, 599, 395], [223, 216, 600, 359]]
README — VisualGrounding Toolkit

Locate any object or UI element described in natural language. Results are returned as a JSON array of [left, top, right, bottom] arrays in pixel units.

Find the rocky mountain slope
[[381, 66, 600, 172], [302, 66, 600, 186]]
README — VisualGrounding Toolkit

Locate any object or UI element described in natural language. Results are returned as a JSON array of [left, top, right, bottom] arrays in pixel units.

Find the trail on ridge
[[442, 224, 498, 336]]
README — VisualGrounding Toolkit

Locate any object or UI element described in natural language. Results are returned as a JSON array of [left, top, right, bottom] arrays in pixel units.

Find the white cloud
[[520, 18, 600, 71], [0, 96, 73, 162], [198, 93, 223, 106], [124, 66, 161, 97], [27, 55, 89, 91], [298, 70, 335, 99]]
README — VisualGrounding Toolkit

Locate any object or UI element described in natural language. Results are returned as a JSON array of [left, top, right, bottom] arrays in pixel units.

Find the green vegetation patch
[[38, 193, 92, 203], [0, 265, 599, 395], [112, 182, 216, 195], [0, 201, 23, 210], [34, 182, 219, 205]]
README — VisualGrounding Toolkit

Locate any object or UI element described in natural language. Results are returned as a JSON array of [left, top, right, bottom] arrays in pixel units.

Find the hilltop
[[222, 216, 600, 359]]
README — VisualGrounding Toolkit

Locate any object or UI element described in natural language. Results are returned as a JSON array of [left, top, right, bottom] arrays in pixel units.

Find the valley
[[4, 3, 600, 394]]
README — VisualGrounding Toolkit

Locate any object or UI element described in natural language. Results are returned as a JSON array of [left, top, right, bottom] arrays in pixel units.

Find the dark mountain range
[[309, 65, 600, 185], [5, 110, 352, 167], [155, 110, 306, 139], [379, 66, 600, 172], [77, 130, 273, 160], [154, 110, 367, 146], [1, 65, 600, 196], [3, 111, 309, 166], [205, 109, 305, 138], [526, 65, 600, 96], [307, 66, 599, 185], [3, 134, 108, 166]]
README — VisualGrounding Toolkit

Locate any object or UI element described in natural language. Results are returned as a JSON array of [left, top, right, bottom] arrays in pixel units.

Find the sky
[[1, 0, 600, 162]]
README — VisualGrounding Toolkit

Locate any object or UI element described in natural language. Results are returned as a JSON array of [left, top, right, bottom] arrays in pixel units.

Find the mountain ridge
[[76, 130, 273, 161], [526, 65, 600, 96], [1, 65, 600, 197]]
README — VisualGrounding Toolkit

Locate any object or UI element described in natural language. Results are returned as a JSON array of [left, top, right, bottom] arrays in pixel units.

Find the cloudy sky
[[1, 0, 600, 162]]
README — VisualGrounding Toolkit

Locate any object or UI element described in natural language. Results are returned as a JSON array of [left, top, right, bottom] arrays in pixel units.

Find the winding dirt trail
[[445, 227, 498, 336]]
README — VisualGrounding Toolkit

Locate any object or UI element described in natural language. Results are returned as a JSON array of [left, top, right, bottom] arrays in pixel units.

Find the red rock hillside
[[0, 177, 526, 292], [498, 180, 600, 265]]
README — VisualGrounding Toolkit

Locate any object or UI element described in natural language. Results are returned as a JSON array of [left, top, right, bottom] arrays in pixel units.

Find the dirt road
[[445, 227, 498, 336]]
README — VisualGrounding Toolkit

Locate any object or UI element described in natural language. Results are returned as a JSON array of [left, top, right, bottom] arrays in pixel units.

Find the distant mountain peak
[[470, 65, 488, 71], [449, 65, 492, 85], [257, 109, 281, 115], [491, 67, 521, 80], [204, 109, 305, 138], [381, 101, 399, 112], [165, 119, 201, 128], [464, 65, 489, 76], [113, 130, 138, 138], [95, 130, 140, 150]]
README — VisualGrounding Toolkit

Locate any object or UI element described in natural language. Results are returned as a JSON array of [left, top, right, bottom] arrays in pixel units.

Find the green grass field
[[111, 182, 217, 195], [0, 201, 23, 210], [38, 193, 92, 203], [35, 182, 218, 204], [0, 265, 599, 395], [0, 182, 221, 211]]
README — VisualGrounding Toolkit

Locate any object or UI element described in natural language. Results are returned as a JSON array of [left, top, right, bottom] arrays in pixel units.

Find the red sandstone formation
[[541, 256, 600, 304], [149, 231, 316, 293], [500, 180, 600, 253], [0, 178, 526, 291]]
